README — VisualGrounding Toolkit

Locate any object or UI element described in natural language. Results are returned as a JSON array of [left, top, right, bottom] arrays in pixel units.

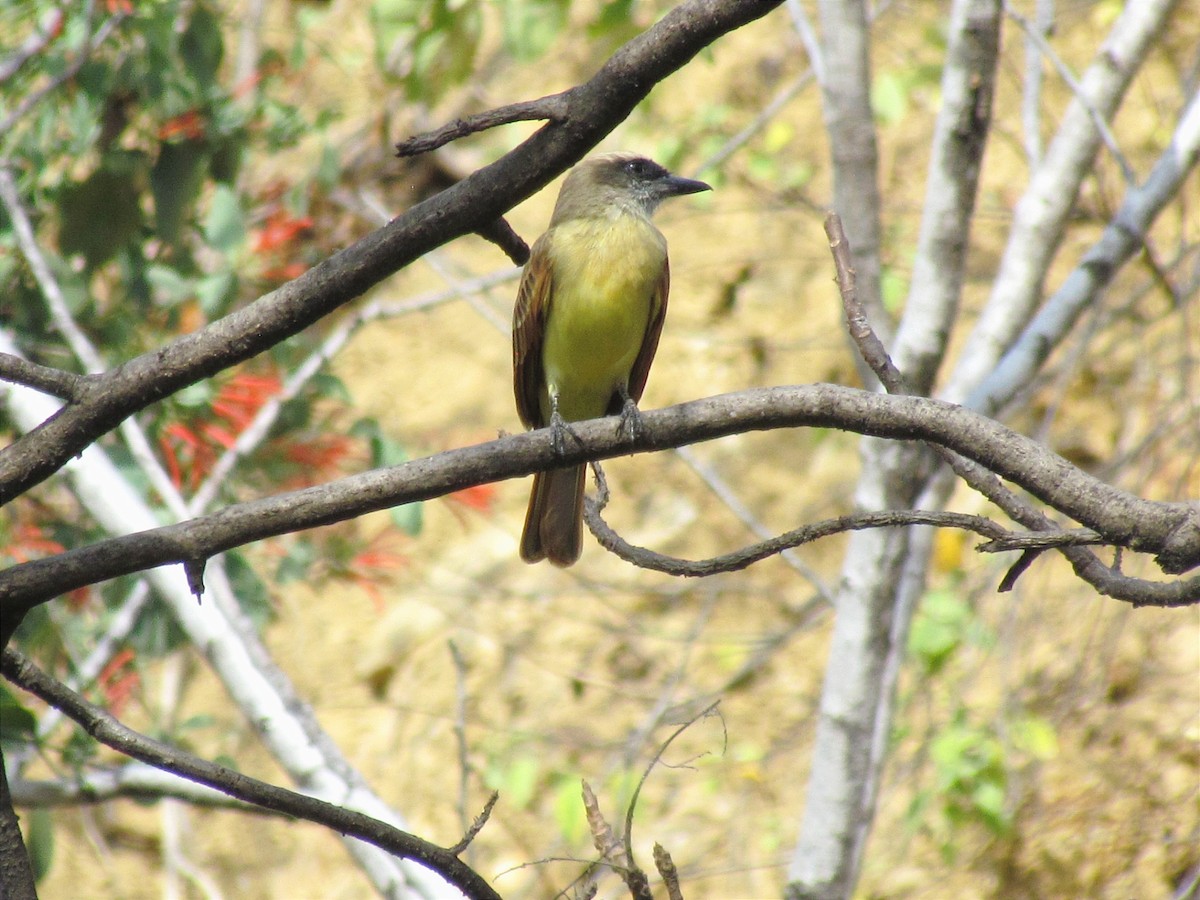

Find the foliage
[[0, 2, 418, 880], [903, 588, 1060, 862]]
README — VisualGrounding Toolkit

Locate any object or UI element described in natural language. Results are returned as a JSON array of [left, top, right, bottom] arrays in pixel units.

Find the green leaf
[[502, 0, 568, 61], [1011, 716, 1058, 760], [128, 597, 188, 658], [225, 551, 272, 630], [152, 139, 209, 246], [208, 133, 245, 184], [492, 754, 540, 810], [881, 266, 908, 314], [203, 184, 245, 252], [180, 2, 224, 86], [195, 270, 236, 315], [277, 539, 316, 584], [146, 264, 194, 307], [553, 777, 587, 844], [58, 154, 146, 270], [317, 143, 341, 189], [390, 502, 423, 536], [971, 781, 1010, 834], [174, 380, 215, 409], [0, 685, 37, 746], [28, 808, 55, 883], [587, 0, 639, 43], [872, 70, 909, 125], [313, 373, 352, 403], [908, 591, 970, 675]]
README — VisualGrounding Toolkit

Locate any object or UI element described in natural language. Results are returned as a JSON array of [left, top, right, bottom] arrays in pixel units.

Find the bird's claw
[[550, 409, 570, 456], [616, 393, 645, 443]]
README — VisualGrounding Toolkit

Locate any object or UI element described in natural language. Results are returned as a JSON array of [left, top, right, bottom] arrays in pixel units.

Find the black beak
[[658, 174, 712, 197]]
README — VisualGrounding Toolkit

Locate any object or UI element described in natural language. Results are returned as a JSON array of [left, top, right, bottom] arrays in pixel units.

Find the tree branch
[[395, 94, 570, 157], [586, 501, 1102, 579], [0, 648, 501, 900], [0, 742, 36, 900], [0, 0, 785, 504], [892, 0, 1001, 392], [2, 385, 1196, 617], [0, 352, 85, 402], [8, 761, 278, 811], [968, 86, 1200, 416], [945, 0, 1177, 402]]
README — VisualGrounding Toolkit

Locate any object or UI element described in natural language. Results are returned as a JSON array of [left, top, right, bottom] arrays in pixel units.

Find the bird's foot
[[616, 390, 645, 443], [550, 409, 572, 457]]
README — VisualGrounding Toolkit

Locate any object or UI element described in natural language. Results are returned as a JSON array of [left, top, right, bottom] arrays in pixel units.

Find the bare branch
[[1006, 3, 1136, 184], [8, 761, 277, 812], [654, 843, 684, 900], [826, 212, 1199, 598], [0, 743, 36, 900], [583, 780, 649, 897], [946, 0, 1178, 402], [1, 648, 501, 900], [3, 385, 1197, 618], [396, 94, 570, 157], [448, 792, 499, 857], [893, 0, 1001, 393], [968, 87, 1200, 416], [587, 501, 1103, 580], [0, 353, 84, 402], [1018, 0, 1053, 167], [816, 0, 889, 355]]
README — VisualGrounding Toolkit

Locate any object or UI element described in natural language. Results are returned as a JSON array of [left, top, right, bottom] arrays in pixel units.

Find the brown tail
[[519, 464, 585, 567]]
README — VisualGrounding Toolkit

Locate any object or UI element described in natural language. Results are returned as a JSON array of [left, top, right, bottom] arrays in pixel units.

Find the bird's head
[[552, 152, 712, 222]]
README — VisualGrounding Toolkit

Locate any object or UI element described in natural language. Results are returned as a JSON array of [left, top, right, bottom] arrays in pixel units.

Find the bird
[[512, 152, 711, 566]]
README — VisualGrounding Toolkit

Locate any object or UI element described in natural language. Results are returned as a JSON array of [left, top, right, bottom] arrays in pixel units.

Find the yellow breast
[[541, 215, 667, 421]]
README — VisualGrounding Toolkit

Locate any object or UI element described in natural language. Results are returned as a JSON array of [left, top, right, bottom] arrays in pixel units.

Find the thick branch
[[2, 386, 1196, 615], [0, 0, 784, 504], [893, 0, 1001, 392], [0, 743, 35, 900]]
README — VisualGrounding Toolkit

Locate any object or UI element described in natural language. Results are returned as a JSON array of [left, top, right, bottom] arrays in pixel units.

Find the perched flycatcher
[[512, 152, 711, 566]]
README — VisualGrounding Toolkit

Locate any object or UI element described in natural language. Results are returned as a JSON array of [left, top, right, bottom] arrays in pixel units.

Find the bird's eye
[[624, 158, 653, 178]]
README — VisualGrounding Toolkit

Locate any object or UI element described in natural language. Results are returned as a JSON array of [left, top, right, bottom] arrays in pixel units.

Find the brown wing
[[512, 232, 555, 429], [624, 256, 670, 405]]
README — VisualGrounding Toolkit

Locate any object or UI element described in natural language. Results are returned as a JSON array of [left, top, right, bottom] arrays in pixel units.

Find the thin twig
[[448, 639, 473, 850], [1018, 0, 1054, 167], [0, 352, 84, 402], [1006, 3, 1136, 184], [448, 792, 499, 857], [588, 502, 1099, 578], [396, 94, 570, 157], [673, 446, 834, 598]]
